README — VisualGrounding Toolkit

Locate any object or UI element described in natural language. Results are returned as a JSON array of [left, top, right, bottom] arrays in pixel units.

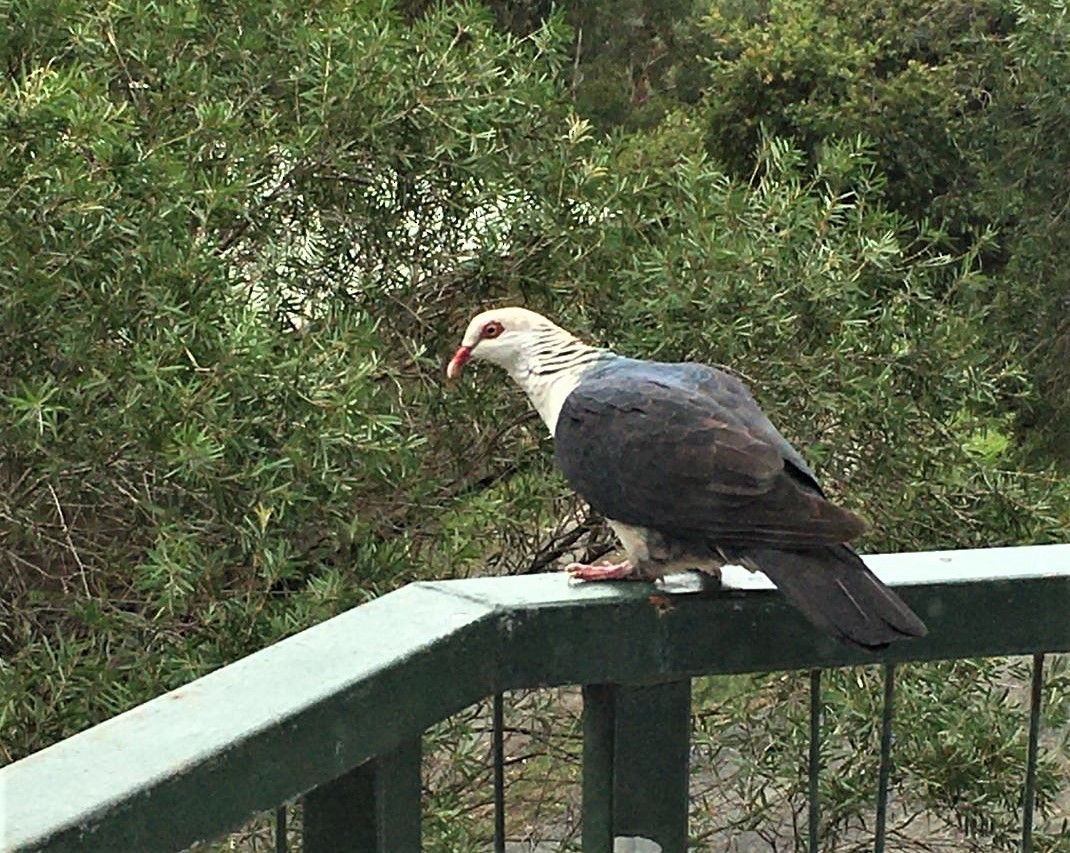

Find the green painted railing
[[3, 544, 1069, 851]]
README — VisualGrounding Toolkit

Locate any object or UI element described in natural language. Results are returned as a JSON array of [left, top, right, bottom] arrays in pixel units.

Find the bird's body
[[448, 307, 927, 649]]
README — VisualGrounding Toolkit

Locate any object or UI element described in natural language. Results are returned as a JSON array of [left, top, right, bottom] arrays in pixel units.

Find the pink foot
[[566, 560, 635, 581]]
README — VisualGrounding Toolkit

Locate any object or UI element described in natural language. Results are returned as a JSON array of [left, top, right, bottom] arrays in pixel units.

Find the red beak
[[446, 346, 472, 380]]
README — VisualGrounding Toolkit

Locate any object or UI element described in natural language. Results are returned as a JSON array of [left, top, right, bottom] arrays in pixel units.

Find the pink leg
[[565, 560, 635, 581]]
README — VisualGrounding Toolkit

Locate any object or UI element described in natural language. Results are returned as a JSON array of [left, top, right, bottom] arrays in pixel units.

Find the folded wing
[[553, 360, 866, 549]]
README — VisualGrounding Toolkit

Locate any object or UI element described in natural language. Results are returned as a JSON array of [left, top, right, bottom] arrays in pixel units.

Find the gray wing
[[553, 360, 865, 549]]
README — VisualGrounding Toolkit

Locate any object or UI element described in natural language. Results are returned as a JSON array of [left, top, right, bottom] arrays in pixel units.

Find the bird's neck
[[508, 333, 611, 435]]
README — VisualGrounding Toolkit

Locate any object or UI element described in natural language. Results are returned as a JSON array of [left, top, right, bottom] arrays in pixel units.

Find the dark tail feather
[[725, 544, 928, 650]]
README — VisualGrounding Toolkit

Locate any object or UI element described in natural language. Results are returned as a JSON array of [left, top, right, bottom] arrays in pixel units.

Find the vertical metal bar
[[302, 736, 422, 852], [274, 804, 287, 853], [614, 680, 692, 849], [874, 663, 897, 853], [493, 692, 506, 853], [808, 669, 821, 853], [582, 683, 616, 852], [582, 680, 692, 851], [1022, 653, 1045, 853]]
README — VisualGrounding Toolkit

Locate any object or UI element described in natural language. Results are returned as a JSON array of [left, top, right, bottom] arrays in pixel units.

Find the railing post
[[582, 680, 692, 852], [302, 736, 421, 852]]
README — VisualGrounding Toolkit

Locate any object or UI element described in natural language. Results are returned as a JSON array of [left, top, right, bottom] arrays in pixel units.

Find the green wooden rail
[[3, 544, 1069, 851]]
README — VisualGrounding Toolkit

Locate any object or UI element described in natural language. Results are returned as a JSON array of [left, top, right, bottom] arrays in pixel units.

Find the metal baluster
[[808, 669, 822, 853], [874, 663, 897, 853], [274, 804, 287, 853], [581, 680, 692, 851], [303, 738, 422, 852], [493, 691, 506, 853], [1023, 653, 1045, 853]]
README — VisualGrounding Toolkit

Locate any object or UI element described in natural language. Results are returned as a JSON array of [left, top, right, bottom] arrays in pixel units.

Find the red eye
[[481, 321, 504, 339]]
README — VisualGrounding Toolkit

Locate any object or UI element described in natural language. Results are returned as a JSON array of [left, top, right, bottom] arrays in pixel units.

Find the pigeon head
[[446, 307, 565, 379]]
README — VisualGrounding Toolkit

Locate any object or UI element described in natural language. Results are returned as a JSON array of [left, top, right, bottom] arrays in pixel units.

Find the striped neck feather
[[508, 330, 611, 434]]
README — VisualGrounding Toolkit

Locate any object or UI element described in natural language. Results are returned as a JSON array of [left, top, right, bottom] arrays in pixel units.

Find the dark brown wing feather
[[554, 359, 865, 549]]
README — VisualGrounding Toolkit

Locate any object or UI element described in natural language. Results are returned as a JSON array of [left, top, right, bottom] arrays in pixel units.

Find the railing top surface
[[3, 543, 1070, 852], [446, 542, 1070, 600]]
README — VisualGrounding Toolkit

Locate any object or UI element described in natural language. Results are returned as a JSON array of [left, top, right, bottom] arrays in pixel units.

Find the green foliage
[[981, 0, 1070, 459], [2, 0, 1069, 849], [677, 0, 1070, 459], [565, 0, 712, 130], [697, 0, 1011, 223], [0, 0, 578, 760]]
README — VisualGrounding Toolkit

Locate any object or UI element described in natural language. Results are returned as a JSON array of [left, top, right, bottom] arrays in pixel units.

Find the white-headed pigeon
[[448, 306, 927, 649]]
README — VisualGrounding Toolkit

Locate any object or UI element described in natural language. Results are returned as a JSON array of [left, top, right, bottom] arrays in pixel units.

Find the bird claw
[[565, 560, 635, 581]]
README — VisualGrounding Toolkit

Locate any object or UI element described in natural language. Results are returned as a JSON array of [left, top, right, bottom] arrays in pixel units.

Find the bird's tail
[[723, 544, 928, 650]]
